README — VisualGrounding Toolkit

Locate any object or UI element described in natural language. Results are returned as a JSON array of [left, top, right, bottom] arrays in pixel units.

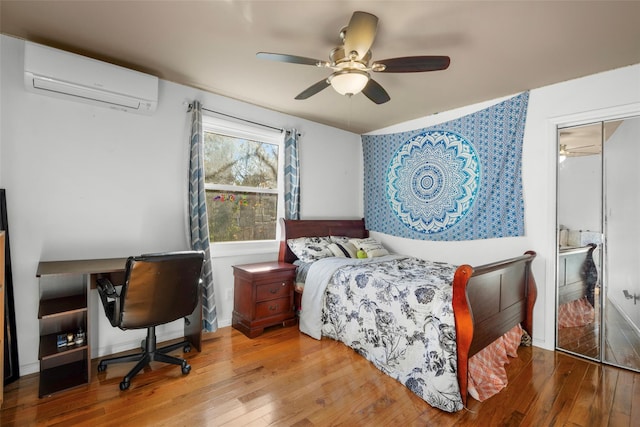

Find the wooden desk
[[36, 257, 202, 397], [37, 257, 128, 278]]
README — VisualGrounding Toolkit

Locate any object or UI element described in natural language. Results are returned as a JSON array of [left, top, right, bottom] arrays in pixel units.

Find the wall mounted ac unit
[[24, 41, 158, 114]]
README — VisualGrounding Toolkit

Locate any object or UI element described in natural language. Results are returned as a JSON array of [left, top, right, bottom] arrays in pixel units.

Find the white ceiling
[[2, 1, 640, 134]]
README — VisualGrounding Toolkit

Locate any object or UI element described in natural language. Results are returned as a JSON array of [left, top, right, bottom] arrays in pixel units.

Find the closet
[[556, 115, 640, 371]]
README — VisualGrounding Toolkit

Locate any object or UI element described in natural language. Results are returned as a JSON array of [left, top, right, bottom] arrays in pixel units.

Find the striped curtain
[[284, 129, 300, 220], [188, 100, 218, 332]]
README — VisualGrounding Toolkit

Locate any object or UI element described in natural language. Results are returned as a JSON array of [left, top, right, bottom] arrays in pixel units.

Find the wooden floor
[[2, 325, 639, 426], [604, 303, 640, 370], [557, 289, 602, 359], [557, 299, 640, 370]]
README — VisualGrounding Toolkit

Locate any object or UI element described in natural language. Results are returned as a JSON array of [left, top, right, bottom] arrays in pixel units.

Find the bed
[[279, 218, 537, 411]]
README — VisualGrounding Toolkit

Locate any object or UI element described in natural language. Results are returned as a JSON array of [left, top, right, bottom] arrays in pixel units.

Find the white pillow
[[329, 236, 359, 258], [327, 242, 358, 258], [349, 237, 389, 258], [287, 236, 333, 262]]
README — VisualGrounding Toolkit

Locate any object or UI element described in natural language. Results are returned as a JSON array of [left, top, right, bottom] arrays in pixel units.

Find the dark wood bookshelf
[[39, 360, 88, 397], [38, 295, 87, 319]]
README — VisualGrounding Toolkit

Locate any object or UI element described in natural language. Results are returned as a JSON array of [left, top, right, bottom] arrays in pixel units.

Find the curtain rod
[[186, 103, 286, 134]]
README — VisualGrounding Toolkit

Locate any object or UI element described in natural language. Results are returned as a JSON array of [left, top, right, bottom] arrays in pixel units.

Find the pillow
[[327, 242, 358, 258], [349, 237, 389, 258], [287, 236, 333, 262], [329, 236, 359, 258]]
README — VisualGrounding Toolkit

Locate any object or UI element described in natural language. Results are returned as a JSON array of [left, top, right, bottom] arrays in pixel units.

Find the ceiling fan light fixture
[[329, 70, 369, 96]]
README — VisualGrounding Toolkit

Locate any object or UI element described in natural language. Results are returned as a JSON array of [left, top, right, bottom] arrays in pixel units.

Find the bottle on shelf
[[75, 327, 85, 345]]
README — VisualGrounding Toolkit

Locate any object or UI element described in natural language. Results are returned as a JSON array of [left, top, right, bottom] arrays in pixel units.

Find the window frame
[[202, 115, 285, 257]]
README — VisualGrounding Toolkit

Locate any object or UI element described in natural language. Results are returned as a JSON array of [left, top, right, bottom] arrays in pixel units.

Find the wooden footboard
[[452, 251, 537, 406]]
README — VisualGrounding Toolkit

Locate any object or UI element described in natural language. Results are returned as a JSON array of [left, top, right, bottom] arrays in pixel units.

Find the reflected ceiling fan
[[558, 143, 601, 163], [559, 143, 601, 158], [256, 11, 450, 104]]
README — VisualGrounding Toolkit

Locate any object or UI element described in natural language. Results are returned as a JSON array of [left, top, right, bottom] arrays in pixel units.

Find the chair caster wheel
[[184, 344, 191, 353], [182, 363, 191, 375], [120, 380, 130, 391], [97, 363, 106, 372]]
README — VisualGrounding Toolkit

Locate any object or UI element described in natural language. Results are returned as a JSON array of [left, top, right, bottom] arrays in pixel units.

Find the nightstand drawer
[[255, 297, 290, 319], [256, 281, 291, 301]]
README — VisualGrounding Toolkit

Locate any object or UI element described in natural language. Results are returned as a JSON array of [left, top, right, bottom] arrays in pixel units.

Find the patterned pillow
[[348, 237, 389, 258], [327, 242, 358, 258], [329, 236, 359, 258], [287, 236, 333, 262]]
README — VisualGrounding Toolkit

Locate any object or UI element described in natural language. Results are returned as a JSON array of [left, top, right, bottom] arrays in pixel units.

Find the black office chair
[[96, 251, 205, 390]]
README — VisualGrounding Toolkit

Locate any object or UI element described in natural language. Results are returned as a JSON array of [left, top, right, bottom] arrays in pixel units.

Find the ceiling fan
[[558, 143, 601, 162], [256, 11, 451, 104]]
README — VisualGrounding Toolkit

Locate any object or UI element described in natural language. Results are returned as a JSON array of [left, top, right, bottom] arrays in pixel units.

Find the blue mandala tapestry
[[362, 92, 529, 241]]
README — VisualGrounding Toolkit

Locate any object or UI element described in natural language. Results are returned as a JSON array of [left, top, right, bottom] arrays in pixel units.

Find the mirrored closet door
[[556, 115, 640, 372]]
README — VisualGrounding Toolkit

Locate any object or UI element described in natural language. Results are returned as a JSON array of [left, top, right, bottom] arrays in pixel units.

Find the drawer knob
[[269, 304, 279, 311], [269, 283, 286, 293]]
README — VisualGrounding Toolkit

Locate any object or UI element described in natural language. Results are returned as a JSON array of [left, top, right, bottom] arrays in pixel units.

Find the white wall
[[366, 63, 640, 351], [557, 155, 601, 232], [0, 35, 362, 375]]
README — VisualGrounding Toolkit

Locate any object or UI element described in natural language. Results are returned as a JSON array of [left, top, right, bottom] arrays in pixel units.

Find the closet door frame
[[553, 104, 640, 369]]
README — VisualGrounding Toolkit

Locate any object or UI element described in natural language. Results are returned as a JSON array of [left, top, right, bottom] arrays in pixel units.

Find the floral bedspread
[[299, 255, 464, 412]]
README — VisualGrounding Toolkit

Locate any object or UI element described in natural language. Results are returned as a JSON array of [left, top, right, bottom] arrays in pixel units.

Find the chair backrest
[[119, 251, 205, 329]]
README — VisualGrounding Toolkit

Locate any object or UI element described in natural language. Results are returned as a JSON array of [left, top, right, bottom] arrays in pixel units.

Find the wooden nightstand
[[232, 262, 297, 338]]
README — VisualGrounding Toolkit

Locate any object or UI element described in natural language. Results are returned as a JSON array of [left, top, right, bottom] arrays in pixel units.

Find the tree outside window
[[203, 120, 283, 243]]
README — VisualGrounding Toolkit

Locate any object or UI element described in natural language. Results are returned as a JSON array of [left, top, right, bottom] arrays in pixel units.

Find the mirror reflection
[[557, 122, 603, 361], [557, 116, 640, 372], [603, 116, 640, 370]]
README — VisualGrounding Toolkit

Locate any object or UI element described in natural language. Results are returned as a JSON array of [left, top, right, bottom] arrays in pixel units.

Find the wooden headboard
[[278, 218, 369, 263]]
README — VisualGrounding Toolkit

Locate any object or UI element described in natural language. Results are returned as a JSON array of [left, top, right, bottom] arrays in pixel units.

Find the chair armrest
[[97, 277, 118, 297], [97, 277, 121, 327]]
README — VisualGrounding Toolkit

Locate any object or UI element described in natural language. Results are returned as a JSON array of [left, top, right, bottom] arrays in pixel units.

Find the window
[[203, 116, 284, 244]]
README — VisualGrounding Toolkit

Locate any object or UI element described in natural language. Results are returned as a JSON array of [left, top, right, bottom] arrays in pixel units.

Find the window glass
[[203, 117, 283, 243], [204, 133, 278, 188]]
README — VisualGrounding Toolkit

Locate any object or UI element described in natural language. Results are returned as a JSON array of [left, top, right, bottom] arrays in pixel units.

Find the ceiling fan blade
[[568, 151, 599, 157], [374, 56, 451, 73], [362, 79, 390, 104], [295, 78, 330, 100], [343, 11, 378, 60], [571, 144, 599, 150], [257, 52, 323, 66]]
